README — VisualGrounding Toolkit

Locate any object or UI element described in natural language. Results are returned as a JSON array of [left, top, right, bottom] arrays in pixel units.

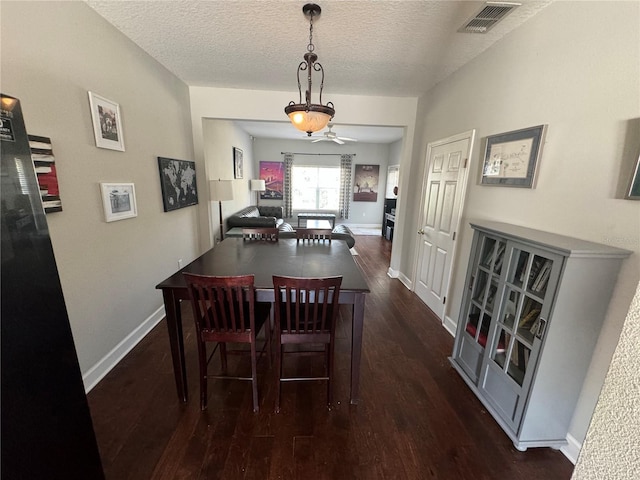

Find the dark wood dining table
[[156, 237, 370, 405]]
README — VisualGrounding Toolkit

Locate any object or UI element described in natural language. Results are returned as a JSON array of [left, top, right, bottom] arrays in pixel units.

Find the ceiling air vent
[[458, 2, 521, 34]]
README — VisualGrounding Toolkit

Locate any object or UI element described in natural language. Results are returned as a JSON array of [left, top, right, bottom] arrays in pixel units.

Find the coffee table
[[305, 219, 332, 229], [297, 213, 336, 228]]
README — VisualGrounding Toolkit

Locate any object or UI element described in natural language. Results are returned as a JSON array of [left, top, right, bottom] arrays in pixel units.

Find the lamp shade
[[250, 179, 266, 192], [285, 104, 334, 135], [209, 180, 234, 202]]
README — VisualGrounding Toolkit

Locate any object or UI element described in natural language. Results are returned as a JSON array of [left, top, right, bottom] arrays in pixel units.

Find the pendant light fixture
[[285, 3, 335, 136]]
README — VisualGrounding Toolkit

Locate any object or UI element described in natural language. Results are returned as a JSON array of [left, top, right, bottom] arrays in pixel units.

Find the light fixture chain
[[307, 10, 314, 53]]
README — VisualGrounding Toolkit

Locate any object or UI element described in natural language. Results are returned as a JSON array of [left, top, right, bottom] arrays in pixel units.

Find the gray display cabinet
[[450, 220, 631, 451]]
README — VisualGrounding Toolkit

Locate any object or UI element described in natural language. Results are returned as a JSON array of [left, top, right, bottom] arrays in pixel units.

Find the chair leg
[[266, 308, 273, 367], [250, 338, 259, 413], [275, 344, 283, 413], [219, 342, 228, 372], [198, 342, 208, 411], [327, 342, 334, 407]]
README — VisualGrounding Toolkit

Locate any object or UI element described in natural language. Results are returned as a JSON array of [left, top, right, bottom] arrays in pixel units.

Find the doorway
[[413, 130, 475, 322]]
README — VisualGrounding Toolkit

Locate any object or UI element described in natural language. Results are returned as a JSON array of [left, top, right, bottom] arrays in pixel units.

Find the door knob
[[418, 229, 424, 235]]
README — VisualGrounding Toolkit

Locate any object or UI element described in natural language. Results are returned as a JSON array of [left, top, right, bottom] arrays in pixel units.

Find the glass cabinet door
[[486, 247, 556, 387], [464, 235, 506, 350]]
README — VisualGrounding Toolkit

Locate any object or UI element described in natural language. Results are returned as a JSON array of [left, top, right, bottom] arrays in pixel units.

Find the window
[[292, 166, 339, 211]]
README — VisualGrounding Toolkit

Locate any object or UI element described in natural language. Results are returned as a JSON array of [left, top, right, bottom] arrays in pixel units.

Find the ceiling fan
[[309, 124, 357, 145]]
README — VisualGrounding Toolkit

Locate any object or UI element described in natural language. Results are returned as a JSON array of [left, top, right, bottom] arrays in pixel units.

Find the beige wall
[[408, 1, 640, 459], [202, 119, 256, 244], [1, 2, 197, 384]]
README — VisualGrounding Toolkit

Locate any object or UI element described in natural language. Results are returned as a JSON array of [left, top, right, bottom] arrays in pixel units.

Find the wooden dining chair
[[242, 227, 279, 241], [183, 273, 272, 412], [272, 275, 342, 412], [295, 228, 332, 243]]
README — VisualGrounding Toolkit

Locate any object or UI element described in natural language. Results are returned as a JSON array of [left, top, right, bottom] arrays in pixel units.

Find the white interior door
[[414, 131, 474, 320]]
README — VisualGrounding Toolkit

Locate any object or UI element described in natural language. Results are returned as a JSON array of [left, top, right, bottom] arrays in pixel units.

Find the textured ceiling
[[86, 0, 553, 142]]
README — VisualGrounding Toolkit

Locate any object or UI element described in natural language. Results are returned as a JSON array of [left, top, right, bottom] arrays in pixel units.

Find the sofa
[[278, 222, 356, 249], [226, 205, 284, 229], [226, 206, 356, 248]]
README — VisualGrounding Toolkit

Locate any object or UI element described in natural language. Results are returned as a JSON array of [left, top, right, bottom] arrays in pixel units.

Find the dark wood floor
[[87, 235, 574, 479]]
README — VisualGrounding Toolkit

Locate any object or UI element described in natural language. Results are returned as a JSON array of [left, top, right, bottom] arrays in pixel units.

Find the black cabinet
[[382, 198, 396, 241]]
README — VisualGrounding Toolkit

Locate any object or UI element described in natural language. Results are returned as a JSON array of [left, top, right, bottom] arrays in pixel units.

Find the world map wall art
[[158, 157, 198, 212]]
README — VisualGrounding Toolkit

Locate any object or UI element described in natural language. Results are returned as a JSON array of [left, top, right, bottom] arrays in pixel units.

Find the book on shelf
[[482, 243, 495, 266], [494, 243, 506, 271], [515, 253, 528, 284], [473, 273, 487, 301], [532, 259, 552, 292], [519, 308, 540, 330], [486, 283, 498, 307]]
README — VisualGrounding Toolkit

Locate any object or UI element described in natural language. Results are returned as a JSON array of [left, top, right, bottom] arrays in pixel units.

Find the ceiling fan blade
[[333, 138, 345, 145], [337, 136, 357, 142], [311, 137, 327, 143]]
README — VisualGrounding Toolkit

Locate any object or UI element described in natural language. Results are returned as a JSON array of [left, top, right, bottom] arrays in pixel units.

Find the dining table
[[156, 236, 370, 405]]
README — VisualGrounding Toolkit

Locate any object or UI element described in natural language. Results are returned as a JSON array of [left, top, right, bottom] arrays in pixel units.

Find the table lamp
[[250, 179, 266, 206], [209, 179, 234, 240]]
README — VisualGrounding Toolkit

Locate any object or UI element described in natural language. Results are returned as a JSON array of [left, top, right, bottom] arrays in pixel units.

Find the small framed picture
[[233, 147, 243, 179], [88, 91, 125, 151], [100, 183, 137, 222], [626, 150, 640, 200], [481, 125, 547, 188]]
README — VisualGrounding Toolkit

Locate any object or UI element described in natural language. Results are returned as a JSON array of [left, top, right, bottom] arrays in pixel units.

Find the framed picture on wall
[[88, 91, 125, 151], [480, 125, 547, 188], [353, 164, 380, 202], [233, 147, 243, 179], [157, 157, 198, 211], [386, 165, 399, 198], [626, 150, 640, 200], [100, 183, 137, 222], [259, 161, 284, 199]]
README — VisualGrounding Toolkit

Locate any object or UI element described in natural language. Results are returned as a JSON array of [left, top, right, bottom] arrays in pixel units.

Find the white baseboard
[[442, 315, 457, 337], [387, 266, 400, 278], [397, 271, 412, 289], [82, 305, 166, 393], [560, 433, 581, 465], [349, 223, 382, 228]]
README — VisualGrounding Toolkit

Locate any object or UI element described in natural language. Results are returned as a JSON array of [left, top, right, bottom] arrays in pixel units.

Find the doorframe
[[411, 129, 475, 332]]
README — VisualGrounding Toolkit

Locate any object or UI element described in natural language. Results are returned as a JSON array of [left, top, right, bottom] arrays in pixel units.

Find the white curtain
[[339, 154, 353, 219], [283, 153, 294, 218]]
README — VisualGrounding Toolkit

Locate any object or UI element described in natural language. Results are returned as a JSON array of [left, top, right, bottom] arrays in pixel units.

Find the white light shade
[[209, 180, 234, 202], [250, 179, 266, 191]]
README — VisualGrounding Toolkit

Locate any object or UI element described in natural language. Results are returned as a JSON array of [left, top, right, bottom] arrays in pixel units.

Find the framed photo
[[100, 183, 137, 222], [233, 147, 243, 179], [626, 150, 640, 200], [481, 125, 547, 188], [259, 161, 284, 199], [157, 157, 198, 211], [88, 91, 125, 151], [353, 164, 380, 202]]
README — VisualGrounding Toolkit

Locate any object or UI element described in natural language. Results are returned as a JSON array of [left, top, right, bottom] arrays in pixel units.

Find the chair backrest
[[242, 227, 279, 241], [183, 273, 257, 337], [295, 228, 332, 243], [272, 275, 342, 335]]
